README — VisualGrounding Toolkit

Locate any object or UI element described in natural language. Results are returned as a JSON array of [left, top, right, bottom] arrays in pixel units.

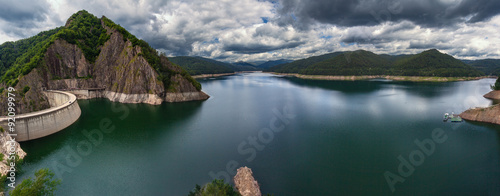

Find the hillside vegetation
[[300, 50, 391, 75], [266, 49, 483, 77], [464, 59, 500, 76], [169, 56, 234, 75], [257, 59, 293, 69], [392, 49, 483, 77], [266, 52, 343, 73]]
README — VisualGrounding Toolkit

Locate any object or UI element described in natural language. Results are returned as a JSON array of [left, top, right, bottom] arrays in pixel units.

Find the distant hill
[[248, 61, 267, 66], [379, 54, 412, 62], [300, 50, 391, 75], [232, 62, 259, 71], [463, 59, 500, 76], [169, 57, 263, 73], [266, 52, 343, 73], [265, 49, 483, 77], [392, 49, 483, 77], [169, 56, 234, 75], [257, 59, 293, 69]]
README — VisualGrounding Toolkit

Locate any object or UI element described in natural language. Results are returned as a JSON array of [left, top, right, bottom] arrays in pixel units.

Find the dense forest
[[169, 56, 234, 75], [392, 49, 483, 77], [169, 56, 268, 74], [266, 49, 485, 77], [257, 59, 293, 69], [0, 28, 62, 77], [463, 59, 500, 76], [266, 52, 343, 73], [300, 50, 391, 75]]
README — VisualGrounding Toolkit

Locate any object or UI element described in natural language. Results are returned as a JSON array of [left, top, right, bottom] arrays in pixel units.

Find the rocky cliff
[[0, 130, 26, 176], [234, 167, 262, 196], [460, 90, 500, 125], [483, 90, 500, 100], [0, 10, 208, 115], [460, 104, 500, 125]]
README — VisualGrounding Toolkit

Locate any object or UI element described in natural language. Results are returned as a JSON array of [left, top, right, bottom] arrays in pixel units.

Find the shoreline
[[460, 90, 500, 125], [192, 72, 236, 78], [269, 72, 492, 82]]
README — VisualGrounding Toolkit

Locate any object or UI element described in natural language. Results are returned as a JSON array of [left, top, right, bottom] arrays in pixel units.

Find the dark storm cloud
[[0, 0, 49, 24], [408, 41, 452, 50], [276, 0, 500, 29], [224, 41, 305, 54]]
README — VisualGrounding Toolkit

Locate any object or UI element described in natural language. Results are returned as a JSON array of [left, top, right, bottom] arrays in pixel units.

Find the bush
[[491, 77, 500, 90], [9, 168, 61, 196], [23, 86, 30, 94], [188, 179, 241, 196]]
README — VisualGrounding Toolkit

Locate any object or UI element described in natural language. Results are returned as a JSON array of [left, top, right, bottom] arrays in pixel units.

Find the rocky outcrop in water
[[460, 104, 500, 125], [233, 167, 262, 196], [483, 90, 500, 100], [460, 90, 500, 125]]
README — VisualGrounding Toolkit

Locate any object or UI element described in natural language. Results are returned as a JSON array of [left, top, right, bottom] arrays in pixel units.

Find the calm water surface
[[16, 73, 500, 195]]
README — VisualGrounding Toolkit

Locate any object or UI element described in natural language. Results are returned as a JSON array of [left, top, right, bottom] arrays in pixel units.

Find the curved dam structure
[[0, 90, 81, 142]]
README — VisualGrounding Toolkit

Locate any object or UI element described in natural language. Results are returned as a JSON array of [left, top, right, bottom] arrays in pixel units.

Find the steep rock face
[[460, 104, 500, 125], [40, 24, 207, 105], [44, 39, 92, 78], [233, 167, 262, 196], [0, 69, 50, 115], [0, 11, 208, 116], [164, 73, 209, 102], [484, 90, 500, 100], [0, 130, 26, 176], [93, 28, 164, 95], [45, 32, 164, 96]]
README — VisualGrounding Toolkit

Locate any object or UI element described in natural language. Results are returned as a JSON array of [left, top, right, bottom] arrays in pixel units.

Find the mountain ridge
[[266, 49, 484, 77], [0, 10, 208, 115]]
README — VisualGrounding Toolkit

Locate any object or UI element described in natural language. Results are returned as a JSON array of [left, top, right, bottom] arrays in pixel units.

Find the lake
[[16, 72, 500, 195]]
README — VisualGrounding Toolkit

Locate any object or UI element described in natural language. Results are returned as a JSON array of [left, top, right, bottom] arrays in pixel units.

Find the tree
[[491, 77, 500, 90], [9, 168, 61, 196], [188, 179, 241, 196]]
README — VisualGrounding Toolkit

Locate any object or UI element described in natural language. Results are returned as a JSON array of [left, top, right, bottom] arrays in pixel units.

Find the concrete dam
[[0, 90, 81, 142]]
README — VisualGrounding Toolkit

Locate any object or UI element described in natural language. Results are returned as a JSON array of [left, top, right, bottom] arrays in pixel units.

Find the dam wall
[[0, 90, 81, 141]]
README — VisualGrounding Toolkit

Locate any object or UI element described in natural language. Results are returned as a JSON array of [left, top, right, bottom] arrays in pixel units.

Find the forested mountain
[[169, 56, 234, 75], [266, 49, 483, 77], [0, 10, 207, 115], [463, 59, 500, 76], [0, 28, 62, 76], [392, 49, 483, 77], [257, 59, 293, 69], [232, 62, 259, 71], [266, 52, 344, 73], [300, 50, 391, 75]]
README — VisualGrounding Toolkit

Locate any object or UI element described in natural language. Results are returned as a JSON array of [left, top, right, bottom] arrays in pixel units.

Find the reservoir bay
[[18, 73, 500, 195]]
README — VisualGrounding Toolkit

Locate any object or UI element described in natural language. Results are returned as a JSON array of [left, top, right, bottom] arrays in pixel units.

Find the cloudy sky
[[1, 0, 500, 62]]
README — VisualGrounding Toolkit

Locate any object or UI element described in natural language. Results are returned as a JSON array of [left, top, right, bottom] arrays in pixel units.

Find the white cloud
[[0, 0, 499, 62]]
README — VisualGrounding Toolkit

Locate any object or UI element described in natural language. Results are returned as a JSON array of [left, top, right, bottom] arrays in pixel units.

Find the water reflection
[[20, 99, 204, 163], [279, 76, 460, 98]]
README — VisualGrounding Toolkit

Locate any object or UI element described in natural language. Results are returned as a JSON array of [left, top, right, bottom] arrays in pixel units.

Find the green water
[[16, 73, 500, 195]]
